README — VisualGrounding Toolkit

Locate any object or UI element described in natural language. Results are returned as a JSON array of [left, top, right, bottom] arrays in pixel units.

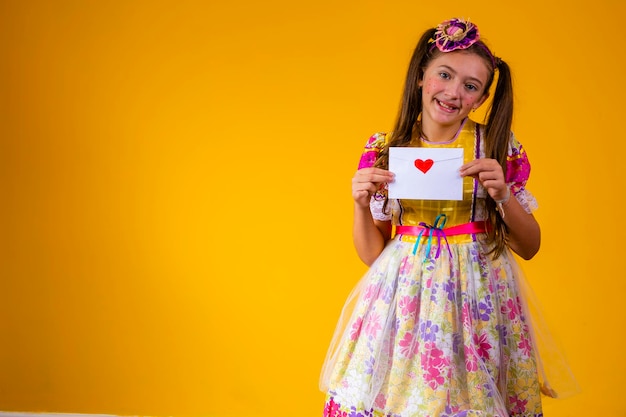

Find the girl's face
[[419, 51, 491, 134]]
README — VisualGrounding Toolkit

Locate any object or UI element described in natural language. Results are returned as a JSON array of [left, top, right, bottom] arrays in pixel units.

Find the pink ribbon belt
[[395, 215, 488, 260], [396, 221, 487, 237]]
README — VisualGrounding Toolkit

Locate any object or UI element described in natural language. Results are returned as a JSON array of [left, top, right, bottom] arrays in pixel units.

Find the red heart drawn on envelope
[[414, 158, 434, 173]]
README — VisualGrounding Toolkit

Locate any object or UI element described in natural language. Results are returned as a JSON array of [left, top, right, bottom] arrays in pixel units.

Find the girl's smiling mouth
[[436, 99, 457, 111]]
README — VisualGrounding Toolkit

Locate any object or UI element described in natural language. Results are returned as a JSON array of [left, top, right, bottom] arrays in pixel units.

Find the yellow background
[[0, 0, 623, 416]]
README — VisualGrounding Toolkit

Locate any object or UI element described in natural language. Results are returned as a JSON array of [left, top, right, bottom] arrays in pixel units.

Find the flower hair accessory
[[430, 18, 480, 52]]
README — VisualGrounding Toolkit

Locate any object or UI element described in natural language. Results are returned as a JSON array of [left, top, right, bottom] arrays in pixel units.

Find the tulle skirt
[[320, 235, 578, 417]]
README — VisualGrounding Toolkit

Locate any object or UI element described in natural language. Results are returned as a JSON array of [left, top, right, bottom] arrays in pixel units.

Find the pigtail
[[374, 28, 437, 171], [373, 28, 436, 214], [483, 58, 514, 258], [485, 59, 513, 167]]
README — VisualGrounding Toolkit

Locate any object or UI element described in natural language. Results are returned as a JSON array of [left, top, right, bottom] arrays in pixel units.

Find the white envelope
[[388, 147, 464, 200]]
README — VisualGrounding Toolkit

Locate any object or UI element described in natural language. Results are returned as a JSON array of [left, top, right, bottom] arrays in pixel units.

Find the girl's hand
[[351, 167, 394, 208], [459, 158, 509, 201]]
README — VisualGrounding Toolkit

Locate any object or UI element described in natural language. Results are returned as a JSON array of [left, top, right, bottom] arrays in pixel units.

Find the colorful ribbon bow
[[412, 214, 453, 261]]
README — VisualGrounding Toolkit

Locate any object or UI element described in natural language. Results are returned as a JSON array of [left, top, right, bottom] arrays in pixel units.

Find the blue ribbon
[[412, 214, 453, 261]]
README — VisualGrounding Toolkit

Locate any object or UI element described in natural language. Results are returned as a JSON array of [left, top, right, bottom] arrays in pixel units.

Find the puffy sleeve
[[506, 133, 538, 213], [357, 133, 392, 221]]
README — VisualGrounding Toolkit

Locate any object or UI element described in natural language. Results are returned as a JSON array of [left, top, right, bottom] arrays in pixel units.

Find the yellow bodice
[[392, 120, 480, 229]]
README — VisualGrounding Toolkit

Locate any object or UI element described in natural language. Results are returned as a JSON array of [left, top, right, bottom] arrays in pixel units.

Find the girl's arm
[[351, 167, 395, 265], [494, 194, 540, 260], [353, 205, 392, 266], [460, 158, 540, 260]]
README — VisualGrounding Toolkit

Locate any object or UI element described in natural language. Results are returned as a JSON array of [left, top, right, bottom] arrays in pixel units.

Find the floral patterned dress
[[320, 119, 548, 417]]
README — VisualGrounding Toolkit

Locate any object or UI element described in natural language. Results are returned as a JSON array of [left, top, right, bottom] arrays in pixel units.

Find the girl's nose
[[444, 82, 461, 98]]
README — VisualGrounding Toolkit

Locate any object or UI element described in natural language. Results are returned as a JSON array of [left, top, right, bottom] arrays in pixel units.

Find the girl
[[320, 18, 575, 417]]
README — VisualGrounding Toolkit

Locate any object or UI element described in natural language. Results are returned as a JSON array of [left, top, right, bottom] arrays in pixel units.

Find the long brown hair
[[375, 27, 514, 258]]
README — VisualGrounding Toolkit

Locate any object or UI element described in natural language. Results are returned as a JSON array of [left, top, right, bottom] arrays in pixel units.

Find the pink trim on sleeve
[[357, 133, 387, 169], [506, 137, 538, 212], [357, 133, 392, 221], [506, 141, 531, 195]]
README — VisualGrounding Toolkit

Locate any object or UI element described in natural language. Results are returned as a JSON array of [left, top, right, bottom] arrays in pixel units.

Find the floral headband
[[429, 18, 498, 68]]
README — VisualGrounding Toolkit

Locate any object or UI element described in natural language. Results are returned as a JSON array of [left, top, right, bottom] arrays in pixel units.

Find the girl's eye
[[465, 84, 477, 91], [439, 72, 450, 79]]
